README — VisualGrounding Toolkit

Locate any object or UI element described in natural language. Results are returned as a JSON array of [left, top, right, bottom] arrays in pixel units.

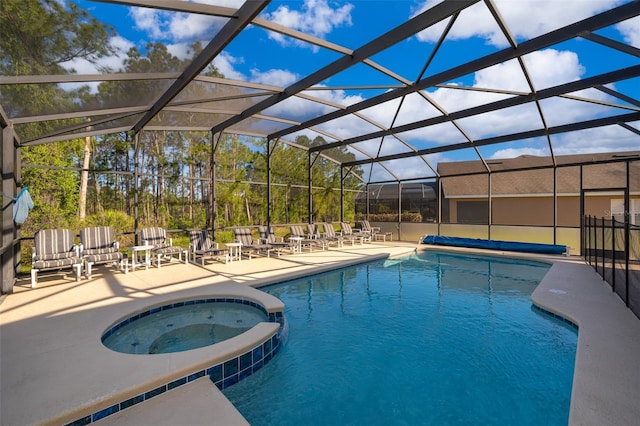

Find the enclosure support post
[[1, 123, 18, 294], [579, 166, 584, 256], [437, 178, 442, 236], [365, 183, 370, 220], [340, 167, 344, 223], [398, 183, 402, 241], [487, 173, 492, 240], [553, 166, 558, 244], [133, 132, 140, 236], [308, 150, 312, 224], [267, 139, 272, 226], [211, 131, 223, 239]]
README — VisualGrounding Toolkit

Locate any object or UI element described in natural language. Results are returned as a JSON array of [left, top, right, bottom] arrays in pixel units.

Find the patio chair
[[234, 227, 273, 258], [360, 220, 393, 242], [339, 222, 369, 244], [258, 225, 296, 256], [31, 228, 82, 288], [80, 226, 125, 278], [188, 230, 230, 265], [139, 227, 187, 267], [289, 225, 321, 252], [321, 222, 351, 247], [307, 223, 338, 249]]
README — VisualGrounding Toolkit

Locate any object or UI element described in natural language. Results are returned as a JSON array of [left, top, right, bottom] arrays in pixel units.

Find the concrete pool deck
[[1, 242, 638, 425]]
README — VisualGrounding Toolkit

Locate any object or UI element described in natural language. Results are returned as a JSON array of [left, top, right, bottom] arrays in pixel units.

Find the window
[[610, 199, 640, 225]]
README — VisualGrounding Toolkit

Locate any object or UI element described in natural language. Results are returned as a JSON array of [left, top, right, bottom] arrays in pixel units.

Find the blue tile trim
[[66, 314, 287, 426], [532, 305, 579, 330], [101, 298, 274, 342]]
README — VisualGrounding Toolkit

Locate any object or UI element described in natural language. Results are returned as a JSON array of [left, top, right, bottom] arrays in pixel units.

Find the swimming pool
[[223, 250, 578, 425]]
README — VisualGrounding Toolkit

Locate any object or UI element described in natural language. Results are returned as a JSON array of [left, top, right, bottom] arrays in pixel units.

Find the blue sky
[[68, 0, 640, 181]]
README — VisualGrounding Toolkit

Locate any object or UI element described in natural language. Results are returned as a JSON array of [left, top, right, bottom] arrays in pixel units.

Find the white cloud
[[129, 6, 226, 43], [250, 69, 299, 87], [59, 35, 135, 92], [265, 0, 354, 48], [616, 16, 640, 48], [130, 8, 165, 40], [212, 52, 247, 81], [413, 0, 622, 47], [489, 147, 549, 159]]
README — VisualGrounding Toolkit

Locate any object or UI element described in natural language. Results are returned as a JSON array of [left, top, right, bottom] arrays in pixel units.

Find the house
[[438, 151, 640, 227]]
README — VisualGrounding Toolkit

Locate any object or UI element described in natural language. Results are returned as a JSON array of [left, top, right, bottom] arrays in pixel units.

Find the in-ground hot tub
[[102, 298, 272, 354], [66, 284, 287, 426]]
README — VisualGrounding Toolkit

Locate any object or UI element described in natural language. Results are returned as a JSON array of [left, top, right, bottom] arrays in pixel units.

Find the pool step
[[95, 377, 248, 426]]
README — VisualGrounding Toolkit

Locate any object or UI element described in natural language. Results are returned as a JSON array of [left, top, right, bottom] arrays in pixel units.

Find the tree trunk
[[78, 135, 91, 219]]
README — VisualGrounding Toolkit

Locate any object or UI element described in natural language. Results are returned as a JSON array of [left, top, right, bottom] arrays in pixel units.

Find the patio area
[[1, 242, 639, 426]]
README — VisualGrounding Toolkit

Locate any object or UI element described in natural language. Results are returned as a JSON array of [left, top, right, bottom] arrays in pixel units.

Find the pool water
[[223, 251, 578, 425], [102, 301, 268, 354]]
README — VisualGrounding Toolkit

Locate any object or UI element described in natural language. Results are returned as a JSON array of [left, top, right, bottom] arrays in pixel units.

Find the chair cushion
[[140, 227, 166, 247], [84, 251, 123, 263], [189, 230, 215, 251], [34, 229, 76, 258], [36, 252, 75, 261], [80, 226, 116, 250], [33, 256, 81, 270], [83, 247, 118, 256], [234, 228, 254, 246], [154, 246, 183, 255]]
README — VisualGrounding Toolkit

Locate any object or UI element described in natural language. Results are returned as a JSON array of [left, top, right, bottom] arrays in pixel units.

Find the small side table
[[289, 236, 303, 254], [225, 242, 243, 262], [129, 245, 153, 271]]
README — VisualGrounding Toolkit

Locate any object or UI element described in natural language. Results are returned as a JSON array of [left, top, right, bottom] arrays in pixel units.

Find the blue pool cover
[[421, 235, 568, 255]]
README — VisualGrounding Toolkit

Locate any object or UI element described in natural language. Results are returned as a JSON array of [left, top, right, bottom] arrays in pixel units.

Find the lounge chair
[[188, 230, 230, 265], [258, 226, 296, 256], [307, 223, 339, 249], [318, 223, 345, 247], [80, 226, 125, 278], [360, 220, 393, 241], [234, 227, 274, 258], [139, 227, 187, 267], [340, 222, 370, 244], [289, 225, 321, 252], [31, 228, 82, 288]]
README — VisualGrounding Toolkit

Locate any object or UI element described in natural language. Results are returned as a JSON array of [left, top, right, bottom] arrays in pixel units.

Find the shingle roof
[[439, 151, 640, 197]]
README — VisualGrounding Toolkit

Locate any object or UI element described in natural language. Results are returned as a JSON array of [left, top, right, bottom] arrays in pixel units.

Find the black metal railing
[[583, 215, 640, 319]]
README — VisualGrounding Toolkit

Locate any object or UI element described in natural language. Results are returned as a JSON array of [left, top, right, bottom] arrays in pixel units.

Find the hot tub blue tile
[[144, 384, 166, 399], [92, 403, 119, 422], [240, 352, 252, 371], [188, 370, 205, 382], [168, 377, 187, 390], [65, 415, 92, 426], [223, 374, 238, 389], [207, 364, 223, 382], [224, 358, 239, 377], [120, 394, 144, 409], [239, 367, 252, 381], [252, 345, 263, 362]]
